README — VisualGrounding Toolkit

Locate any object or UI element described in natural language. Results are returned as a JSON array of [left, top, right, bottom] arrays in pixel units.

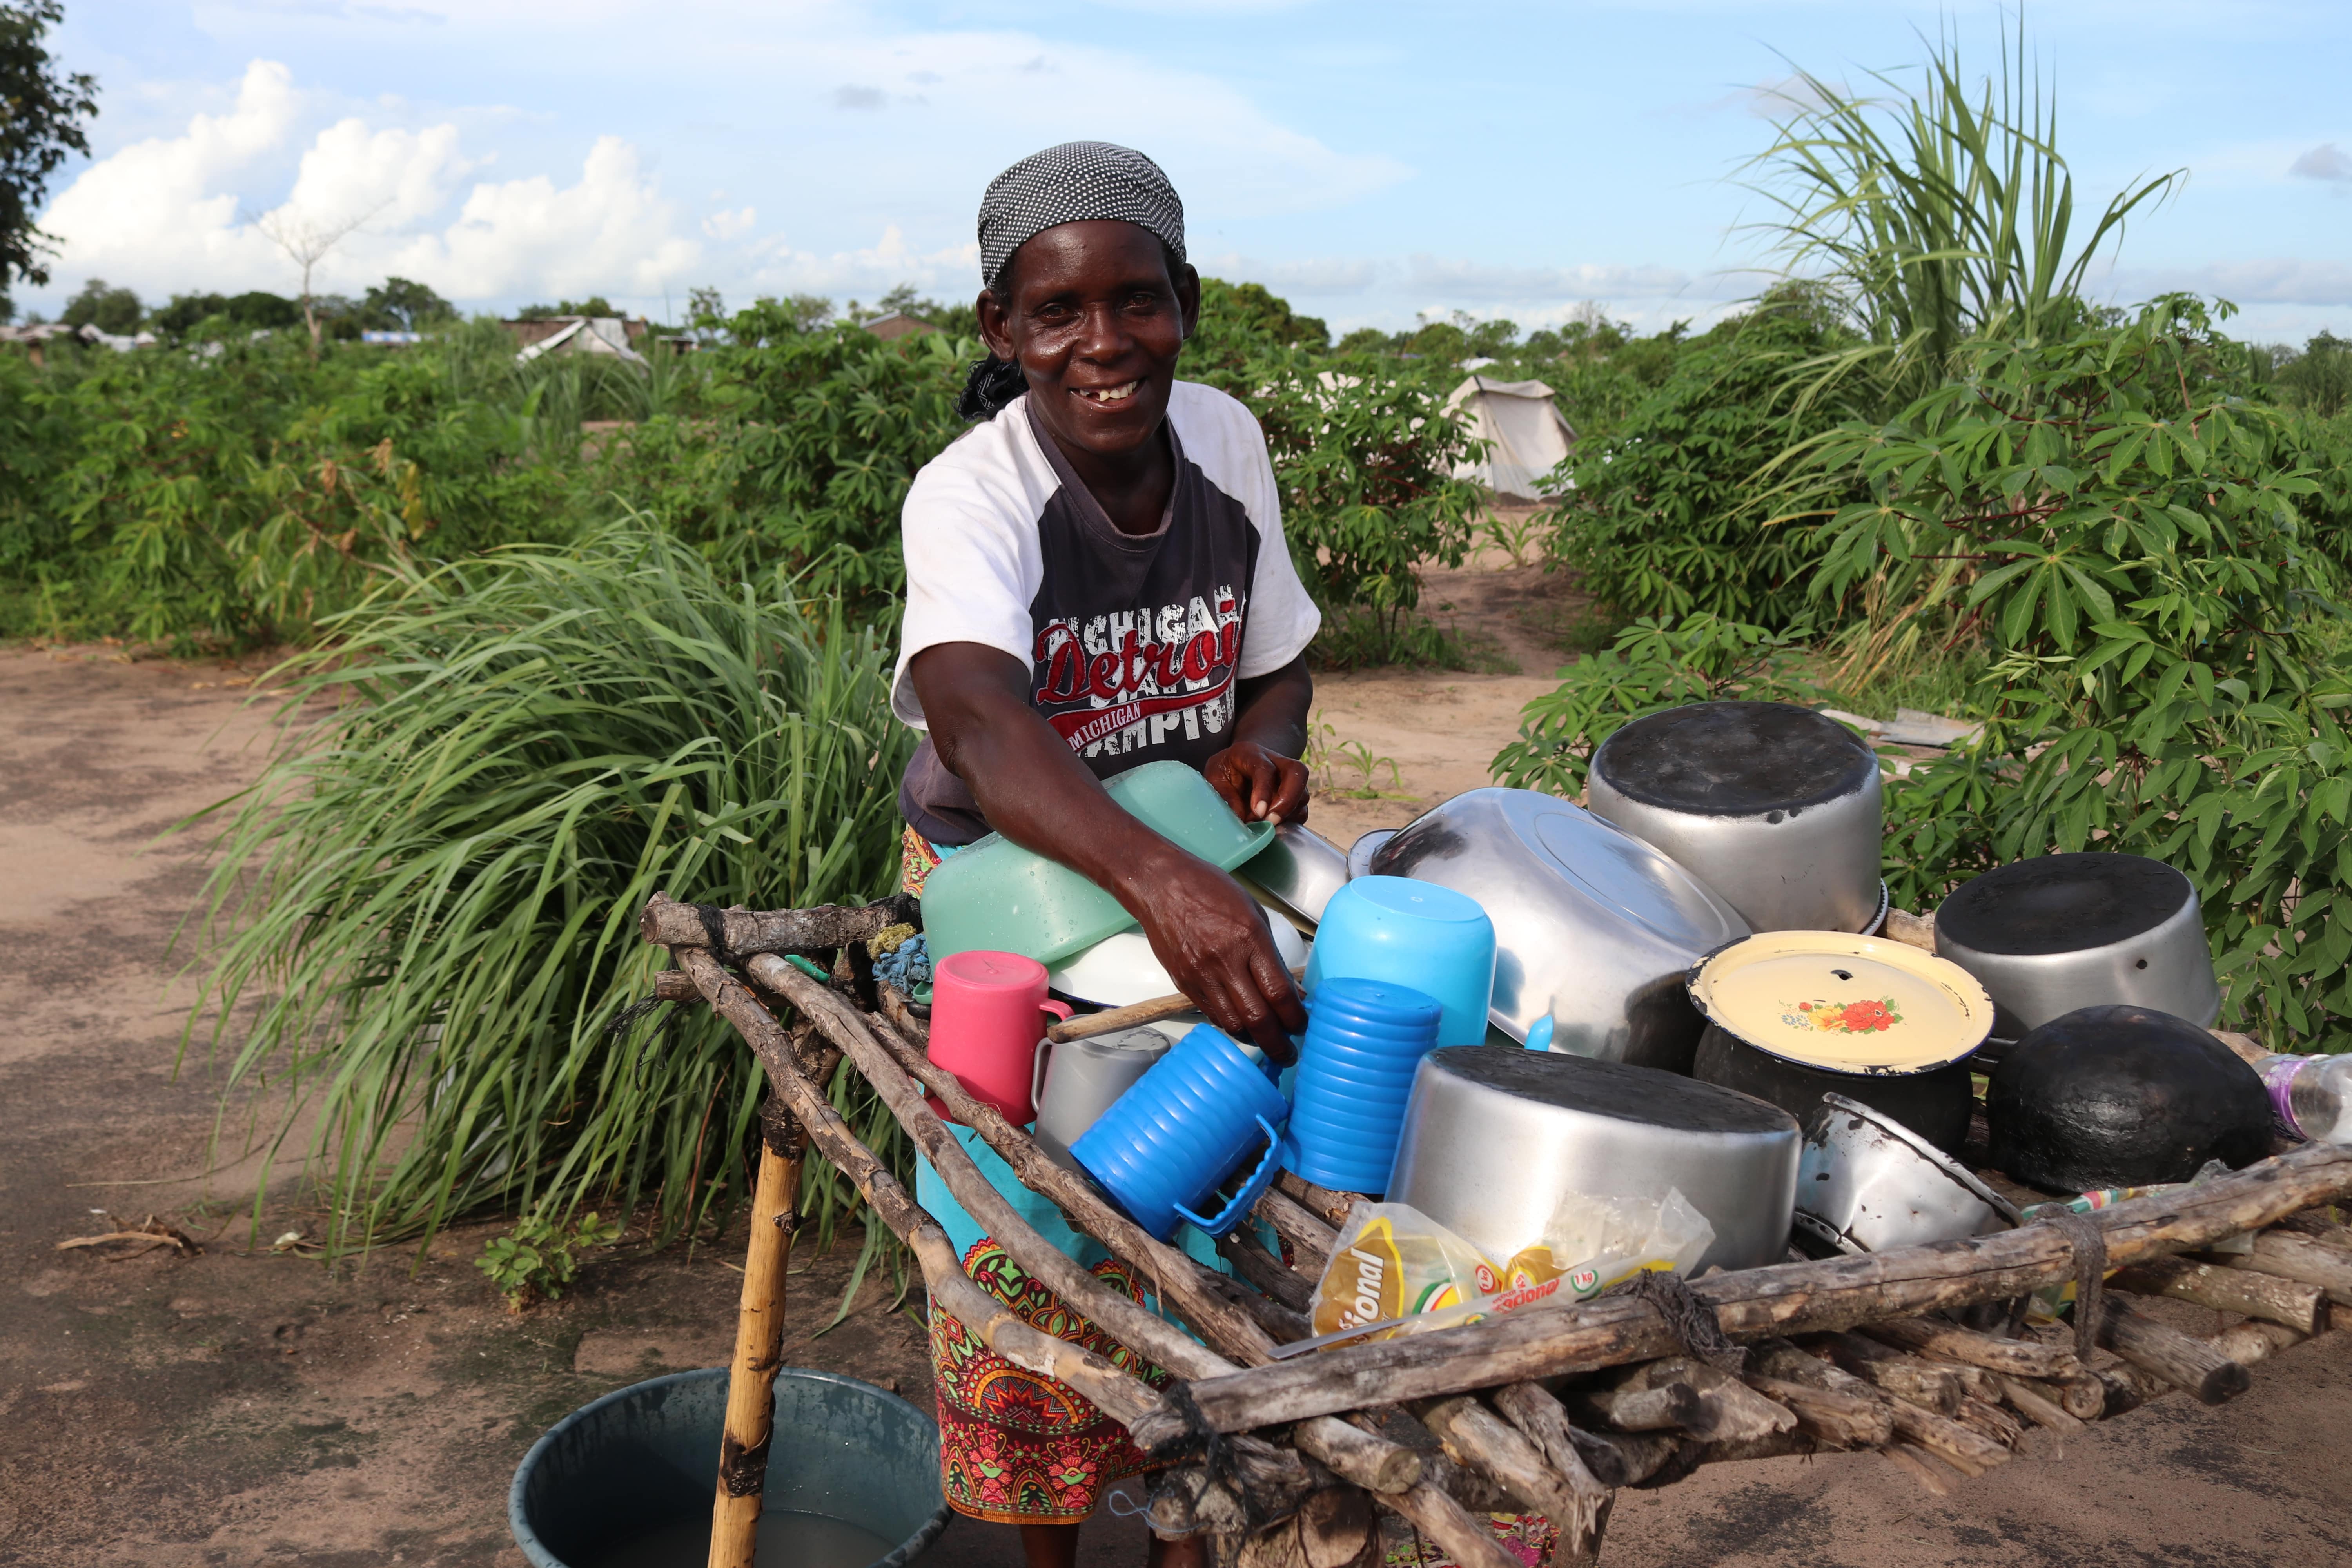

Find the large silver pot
[[1933, 852, 2221, 1040], [1587, 701, 1885, 934], [1367, 788, 1747, 1070], [1794, 1093, 2021, 1256], [1238, 822, 1352, 926], [1388, 1046, 1800, 1274]]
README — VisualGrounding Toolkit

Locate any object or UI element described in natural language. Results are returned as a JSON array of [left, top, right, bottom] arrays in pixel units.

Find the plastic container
[[2256, 1053, 2352, 1143], [508, 1367, 947, 1568], [926, 950, 1071, 1127], [1283, 977, 1443, 1193], [922, 762, 1279, 967], [1072, 1023, 1291, 1241], [1305, 878, 1495, 1048]]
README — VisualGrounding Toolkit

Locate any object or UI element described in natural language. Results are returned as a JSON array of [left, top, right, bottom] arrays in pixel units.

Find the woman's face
[[978, 220, 1200, 461]]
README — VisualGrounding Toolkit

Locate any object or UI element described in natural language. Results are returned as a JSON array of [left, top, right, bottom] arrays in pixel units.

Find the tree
[[361, 276, 454, 331], [255, 202, 383, 358], [0, 1, 97, 319], [517, 295, 618, 319], [60, 275, 138, 334]]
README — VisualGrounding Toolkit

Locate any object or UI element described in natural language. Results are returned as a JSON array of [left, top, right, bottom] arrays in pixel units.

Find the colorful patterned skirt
[[931, 1236, 1172, 1524]]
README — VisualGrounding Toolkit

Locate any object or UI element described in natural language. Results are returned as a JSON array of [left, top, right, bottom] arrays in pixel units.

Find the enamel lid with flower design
[[1687, 931, 1994, 1075]]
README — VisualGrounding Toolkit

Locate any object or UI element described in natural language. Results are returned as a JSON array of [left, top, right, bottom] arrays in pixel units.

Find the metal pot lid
[[1935, 852, 2192, 956], [1590, 701, 1878, 817], [1688, 931, 1994, 1075]]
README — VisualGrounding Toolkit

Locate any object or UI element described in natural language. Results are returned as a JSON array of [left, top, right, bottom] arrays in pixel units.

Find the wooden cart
[[639, 892, 2352, 1568]]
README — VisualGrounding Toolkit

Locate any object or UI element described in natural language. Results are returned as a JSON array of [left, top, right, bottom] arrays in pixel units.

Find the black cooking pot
[[1986, 1004, 2269, 1192], [1693, 1024, 1975, 1155]]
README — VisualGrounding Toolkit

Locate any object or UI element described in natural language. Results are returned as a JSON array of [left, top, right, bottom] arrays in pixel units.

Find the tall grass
[[179, 524, 913, 1254], [1745, 18, 2181, 403]]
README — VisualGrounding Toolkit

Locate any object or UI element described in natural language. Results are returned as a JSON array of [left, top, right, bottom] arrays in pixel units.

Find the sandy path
[[3, 634, 2348, 1568]]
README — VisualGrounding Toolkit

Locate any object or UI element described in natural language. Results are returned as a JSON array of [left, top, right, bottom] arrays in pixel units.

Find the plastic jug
[[926, 950, 1071, 1126], [1071, 1024, 1290, 1241]]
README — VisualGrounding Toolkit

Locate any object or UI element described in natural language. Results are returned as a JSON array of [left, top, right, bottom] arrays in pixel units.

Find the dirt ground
[[5, 595, 2351, 1568]]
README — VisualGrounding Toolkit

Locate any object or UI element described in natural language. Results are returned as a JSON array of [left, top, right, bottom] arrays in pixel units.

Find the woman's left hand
[[1203, 741, 1310, 825]]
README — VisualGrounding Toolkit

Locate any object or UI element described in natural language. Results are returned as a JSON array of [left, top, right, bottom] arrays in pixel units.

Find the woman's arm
[[909, 641, 1308, 1061]]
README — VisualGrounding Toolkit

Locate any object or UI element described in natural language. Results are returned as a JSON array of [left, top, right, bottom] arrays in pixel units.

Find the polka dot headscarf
[[976, 141, 1187, 294]]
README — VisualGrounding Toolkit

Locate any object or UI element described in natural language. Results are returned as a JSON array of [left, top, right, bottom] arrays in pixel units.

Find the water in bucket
[[576, 1508, 894, 1568]]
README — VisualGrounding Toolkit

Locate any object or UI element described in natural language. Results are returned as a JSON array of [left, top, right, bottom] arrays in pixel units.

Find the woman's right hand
[[1130, 847, 1305, 1065]]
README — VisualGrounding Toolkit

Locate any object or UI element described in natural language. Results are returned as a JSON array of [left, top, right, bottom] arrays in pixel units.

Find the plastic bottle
[[2253, 1053, 2352, 1143]]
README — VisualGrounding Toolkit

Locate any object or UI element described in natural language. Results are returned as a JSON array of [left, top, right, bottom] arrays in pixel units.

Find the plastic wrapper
[[1279, 1191, 1715, 1357], [1489, 1188, 1716, 1308]]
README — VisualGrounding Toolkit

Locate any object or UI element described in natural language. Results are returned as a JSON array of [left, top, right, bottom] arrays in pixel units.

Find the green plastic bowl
[[923, 762, 1278, 967]]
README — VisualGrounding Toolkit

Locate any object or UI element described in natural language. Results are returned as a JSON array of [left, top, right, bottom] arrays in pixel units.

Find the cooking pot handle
[[1032, 1036, 1055, 1112], [1175, 1115, 1287, 1240]]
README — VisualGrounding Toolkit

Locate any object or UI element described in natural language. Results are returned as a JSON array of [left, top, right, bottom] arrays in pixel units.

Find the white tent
[[1443, 375, 1577, 499], [514, 317, 649, 368]]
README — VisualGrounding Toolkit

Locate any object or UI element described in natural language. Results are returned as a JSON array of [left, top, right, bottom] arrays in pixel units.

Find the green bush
[[1545, 298, 1855, 628], [181, 527, 915, 1252]]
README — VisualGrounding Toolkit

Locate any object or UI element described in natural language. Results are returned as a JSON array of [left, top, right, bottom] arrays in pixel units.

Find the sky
[[18, 1, 2352, 343]]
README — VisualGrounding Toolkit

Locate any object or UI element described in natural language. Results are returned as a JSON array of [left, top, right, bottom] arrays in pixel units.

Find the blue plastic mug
[[1282, 977, 1443, 1194], [1304, 877, 1496, 1047], [1071, 1024, 1292, 1241]]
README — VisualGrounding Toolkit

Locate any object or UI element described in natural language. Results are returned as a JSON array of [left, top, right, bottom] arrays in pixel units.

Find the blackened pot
[[1986, 1004, 2269, 1192], [1694, 1023, 1976, 1155]]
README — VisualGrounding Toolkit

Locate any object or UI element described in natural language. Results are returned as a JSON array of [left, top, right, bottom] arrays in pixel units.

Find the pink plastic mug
[[927, 949, 1072, 1126]]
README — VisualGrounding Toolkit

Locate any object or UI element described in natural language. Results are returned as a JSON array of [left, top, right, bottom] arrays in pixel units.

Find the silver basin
[[1934, 852, 2221, 1040], [1587, 701, 1885, 934], [1238, 822, 1353, 926], [1368, 788, 1748, 1070], [1388, 1046, 1800, 1274], [1795, 1093, 2021, 1255]]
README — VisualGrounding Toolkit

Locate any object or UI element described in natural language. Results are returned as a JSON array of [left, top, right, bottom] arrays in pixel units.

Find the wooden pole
[[708, 1121, 804, 1568], [1169, 1142, 2352, 1433], [2111, 1254, 2328, 1334], [671, 947, 1168, 1432], [1858, 1316, 2082, 1379], [2092, 1297, 2252, 1405], [2217, 1229, 2352, 1305], [641, 889, 910, 957]]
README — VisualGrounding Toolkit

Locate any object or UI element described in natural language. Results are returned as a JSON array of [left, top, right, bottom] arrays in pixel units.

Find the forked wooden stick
[[708, 1120, 804, 1568]]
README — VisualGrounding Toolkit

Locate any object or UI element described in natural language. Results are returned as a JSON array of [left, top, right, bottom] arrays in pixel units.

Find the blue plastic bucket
[[1305, 878, 1496, 1048], [1072, 1024, 1291, 1241], [509, 1367, 947, 1568], [1283, 977, 1442, 1193]]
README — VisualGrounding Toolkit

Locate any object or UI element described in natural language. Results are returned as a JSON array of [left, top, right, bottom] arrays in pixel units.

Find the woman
[[893, 141, 1319, 1566]]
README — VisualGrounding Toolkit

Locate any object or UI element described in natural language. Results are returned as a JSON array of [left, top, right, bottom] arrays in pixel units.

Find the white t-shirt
[[892, 382, 1321, 843]]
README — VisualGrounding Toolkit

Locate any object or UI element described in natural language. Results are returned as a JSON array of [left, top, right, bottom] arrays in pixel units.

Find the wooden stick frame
[[645, 892, 2352, 1565]]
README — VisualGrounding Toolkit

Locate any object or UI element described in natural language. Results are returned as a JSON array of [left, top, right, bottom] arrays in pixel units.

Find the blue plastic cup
[[1305, 877, 1496, 1048], [1282, 977, 1442, 1194], [1072, 1024, 1292, 1241]]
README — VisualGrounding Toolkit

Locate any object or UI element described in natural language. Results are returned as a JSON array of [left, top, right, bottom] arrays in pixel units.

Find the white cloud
[[1405, 254, 1735, 302], [702, 206, 757, 241], [38, 59, 298, 292], [2112, 258, 2352, 306], [745, 223, 978, 298], [283, 118, 476, 226], [2290, 143, 2352, 185], [34, 59, 700, 306], [385, 137, 700, 299]]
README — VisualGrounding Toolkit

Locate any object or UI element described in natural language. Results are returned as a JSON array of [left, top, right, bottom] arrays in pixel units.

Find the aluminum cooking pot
[[1388, 1046, 1800, 1273], [1032, 1026, 1172, 1174], [1794, 1094, 2022, 1256], [1587, 701, 1886, 934], [1238, 822, 1353, 926], [1934, 853, 2221, 1040], [1366, 788, 1748, 1071]]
